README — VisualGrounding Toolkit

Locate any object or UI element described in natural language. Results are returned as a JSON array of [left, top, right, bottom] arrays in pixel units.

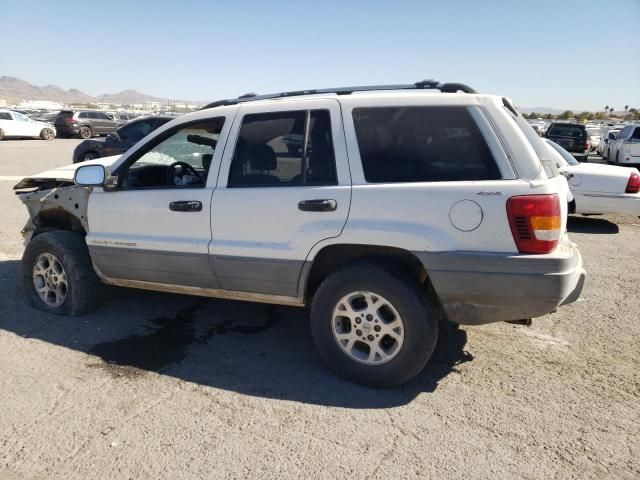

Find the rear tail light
[[507, 194, 562, 254], [626, 171, 640, 194], [64, 117, 76, 123], [584, 140, 590, 151]]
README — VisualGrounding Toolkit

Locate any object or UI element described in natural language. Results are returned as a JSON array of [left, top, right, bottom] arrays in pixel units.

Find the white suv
[[608, 124, 640, 166], [0, 109, 56, 141], [14, 81, 586, 387]]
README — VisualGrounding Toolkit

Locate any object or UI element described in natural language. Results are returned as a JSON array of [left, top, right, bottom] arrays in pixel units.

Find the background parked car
[[0, 109, 56, 141], [29, 111, 59, 123], [608, 124, 640, 167], [107, 112, 139, 126], [545, 139, 640, 217], [54, 110, 119, 139], [544, 122, 590, 162], [598, 126, 622, 158], [73, 115, 172, 163], [586, 126, 602, 152]]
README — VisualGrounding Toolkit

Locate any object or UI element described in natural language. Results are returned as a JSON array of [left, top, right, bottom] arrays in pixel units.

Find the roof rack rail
[[201, 80, 476, 110]]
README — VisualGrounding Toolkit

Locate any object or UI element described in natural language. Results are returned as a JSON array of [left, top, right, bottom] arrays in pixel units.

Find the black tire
[[616, 152, 619, 164], [310, 261, 439, 387], [40, 128, 55, 141], [22, 231, 103, 316], [78, 126, 92, 139], [82, 151, 99, 162], [0, 129, 4, 141]]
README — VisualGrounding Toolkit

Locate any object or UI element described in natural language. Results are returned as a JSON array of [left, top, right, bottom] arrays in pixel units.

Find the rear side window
[[0, 112, 13, 120], [352, 106, 501, 183], [632, 128, 640, 140], [547, 124, 585, 138], [228, 110, 337, 187], [78, 112, 89, 119]]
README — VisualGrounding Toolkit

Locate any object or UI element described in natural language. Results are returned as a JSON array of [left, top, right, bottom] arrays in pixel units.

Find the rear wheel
[[22, 231, 103, 316], [310, 262, 439, 387], [0, 129, 3, 141], [40, 128, 55, 141], [78, 126, 92, 139]]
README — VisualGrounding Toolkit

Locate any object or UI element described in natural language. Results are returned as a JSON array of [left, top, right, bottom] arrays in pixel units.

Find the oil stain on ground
[[87, 300, 280, 377]]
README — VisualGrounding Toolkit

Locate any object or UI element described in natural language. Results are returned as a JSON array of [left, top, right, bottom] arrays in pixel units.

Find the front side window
[[228, 110, 337, 187], [632, 128, 640, 140], [352, 106, 501, 183], [123, 117, 225, 189]]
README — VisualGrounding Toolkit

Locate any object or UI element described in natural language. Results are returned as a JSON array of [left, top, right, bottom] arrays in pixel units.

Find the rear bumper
[[55, 125, 80, 135], [415, 240, 586, 325]]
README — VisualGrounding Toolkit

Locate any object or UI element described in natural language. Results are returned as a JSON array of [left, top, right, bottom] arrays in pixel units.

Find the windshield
[[545, 139, 579, 166]]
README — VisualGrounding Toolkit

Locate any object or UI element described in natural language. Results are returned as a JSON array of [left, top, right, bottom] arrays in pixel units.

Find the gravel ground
[[0, 139, 638, 479]]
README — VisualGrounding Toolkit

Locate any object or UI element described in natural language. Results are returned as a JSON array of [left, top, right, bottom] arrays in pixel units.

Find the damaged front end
[[13, 177, 90, 244]]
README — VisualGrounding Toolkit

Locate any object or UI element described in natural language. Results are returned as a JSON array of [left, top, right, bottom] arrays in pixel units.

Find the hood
[[563, 162, 638, 193], [13, 155, 122, 190]]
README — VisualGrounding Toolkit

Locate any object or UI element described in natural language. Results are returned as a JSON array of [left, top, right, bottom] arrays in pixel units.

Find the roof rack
[[201, 79, 476, 110]]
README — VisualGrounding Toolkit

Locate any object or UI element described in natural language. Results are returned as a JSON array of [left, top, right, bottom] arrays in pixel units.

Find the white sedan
[[545, 139, 640, 217], [0, 109, 56, 141]]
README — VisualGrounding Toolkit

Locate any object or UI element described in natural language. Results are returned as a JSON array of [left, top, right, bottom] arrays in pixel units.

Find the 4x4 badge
[[476, 191, 502, 196]]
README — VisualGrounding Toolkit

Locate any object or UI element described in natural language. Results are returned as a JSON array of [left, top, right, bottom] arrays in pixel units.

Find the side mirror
[[74, 165, 105, 186], [608, 133, 617, 140]]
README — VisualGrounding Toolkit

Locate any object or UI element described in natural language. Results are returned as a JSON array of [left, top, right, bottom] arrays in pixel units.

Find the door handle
[[169, 200, 202, 212], [298, 199, 337, 212]]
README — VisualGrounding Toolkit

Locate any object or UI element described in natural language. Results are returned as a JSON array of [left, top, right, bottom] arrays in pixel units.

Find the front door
[[210, 99, 351, 299], [86, 115, 231, 288]]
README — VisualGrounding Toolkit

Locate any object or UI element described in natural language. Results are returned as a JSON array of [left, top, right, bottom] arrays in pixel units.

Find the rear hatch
[[55, 111, 75, 129], [546, 124, 587, 153]]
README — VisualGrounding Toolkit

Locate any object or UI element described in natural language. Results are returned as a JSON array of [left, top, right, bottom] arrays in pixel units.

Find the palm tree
[[624, 104, 629, 112], [604, 105, 609, 112], [609, 107, 614, 114]]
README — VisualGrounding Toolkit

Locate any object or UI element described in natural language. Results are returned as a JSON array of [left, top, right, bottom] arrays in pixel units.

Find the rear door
[[210, 99, 351, 299]]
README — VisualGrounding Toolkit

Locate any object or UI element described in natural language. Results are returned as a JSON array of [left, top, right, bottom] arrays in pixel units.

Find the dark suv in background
[[72, 115, 172, 163], [544, 122, 590, 162], [54, 110, 120, 139]]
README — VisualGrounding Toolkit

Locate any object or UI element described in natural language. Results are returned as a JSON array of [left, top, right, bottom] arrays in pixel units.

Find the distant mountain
[[0, 76, 203, 105], [519, 106, 565, 115]]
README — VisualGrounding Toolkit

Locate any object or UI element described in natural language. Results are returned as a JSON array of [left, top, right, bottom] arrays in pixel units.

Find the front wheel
[[310, 262, 439, 387], [22, 231, 103, 315], [0, 129, 4, 141], [78, 126, 92, 139], [82, 151, 99, 162], [40, 128, 55, 140]]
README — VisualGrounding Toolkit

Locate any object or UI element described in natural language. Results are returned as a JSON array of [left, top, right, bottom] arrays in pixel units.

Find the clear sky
[[2, 0, 639, 110]]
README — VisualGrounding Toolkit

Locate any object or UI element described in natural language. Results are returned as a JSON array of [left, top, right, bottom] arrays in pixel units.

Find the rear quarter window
[[352, 106, 501, 183]]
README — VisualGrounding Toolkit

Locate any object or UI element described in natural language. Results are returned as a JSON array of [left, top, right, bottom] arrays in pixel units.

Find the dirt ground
[[0, 139, 638, 479]]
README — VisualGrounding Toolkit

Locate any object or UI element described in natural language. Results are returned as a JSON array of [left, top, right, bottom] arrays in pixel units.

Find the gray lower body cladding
[[210, 255, 304, 297], [89, 246, 220, 289], [89, 246, 304, 297], [416, 243, 586, 325]]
